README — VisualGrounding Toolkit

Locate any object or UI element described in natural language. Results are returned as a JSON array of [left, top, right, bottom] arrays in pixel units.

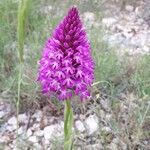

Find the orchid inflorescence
[[38, 7, 94, 101]]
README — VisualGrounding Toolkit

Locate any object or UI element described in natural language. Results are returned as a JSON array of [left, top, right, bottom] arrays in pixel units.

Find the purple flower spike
[[38, 7, 94, 101]]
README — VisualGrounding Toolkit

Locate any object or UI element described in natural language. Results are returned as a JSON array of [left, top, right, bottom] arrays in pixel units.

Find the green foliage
[[131, 54, 150, 96], [17, 0, 30, 62], [0, 0, 17, 80]]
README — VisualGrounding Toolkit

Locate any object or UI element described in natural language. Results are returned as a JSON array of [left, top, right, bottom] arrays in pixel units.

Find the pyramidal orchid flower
[[38, 7, 94, 101], [38, 7, 95, 149]]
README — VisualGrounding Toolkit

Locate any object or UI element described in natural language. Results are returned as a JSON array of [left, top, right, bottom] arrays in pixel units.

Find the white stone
[[83, 12, 95, 22], [8, 116, 17, 125], [83, 12, 95, 28], [40, 5, 52, 14], [143, 46, 149, 52], [101, 127, 111, 133], [131, 33, 147, 47], [105, 114, 112, 121], [86, 143, 103, 149], [33, 124, 39, 129], [102, 17, 117, 27], [18, 127, 24, 135], [32, 110, 42, 119], [7, 125, 15, 132], [0, 111, 5, 118], [34, 130, 44, 137], [75, 120, 85, 132], [109, 142, 118, 150], [85, 115, 98, 135], [27, 129, 32, 137], [45, 139, 50, 145], [100, 99, 109, 110], [28, 136, 38, 143], [18, 113, 28, 123], [44, 126, 54, 140], [0, 136, 10, 144], [33, 143, 42, 149], [125, 5, 134, 12], [44, 122, 63, 140]]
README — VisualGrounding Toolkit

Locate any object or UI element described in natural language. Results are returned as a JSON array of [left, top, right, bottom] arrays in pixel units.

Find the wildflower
[[38, 7, 94, 101]]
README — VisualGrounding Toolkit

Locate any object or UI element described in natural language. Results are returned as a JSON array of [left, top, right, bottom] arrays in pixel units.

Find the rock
[[44, 139, 50, 145], [112, 138, 119, 144], [143, 46, 149, 52], [105, 114, 112, 121], [18, 127, 24, 135], [44, 125, 55, 140], [0, 135, 10, 144], [8, 116, 17, 125], [101, 127, 112, 133], [85, 143, 103, 150], [100, 99, 109, 111], [85, 115, 98, 135], [83, 12, 95, 22], [18, 113, 28, 123], [28, 136, 38, 143], [44, 122, 63, 140], [40, 5, 52, 14], [7, 116, 17, 130], [7, 125, 15, 132], [130, 33, 147, 47], [32, 110, 42, 121], [109, 142, 118, 150], [34, 130, 44, 137], [83, 12, 95, 28], [99, 110, 105, 119], [75, 120, 85, 132], [33, 124, 40, 129], [102, 17, 117, 27], [33, 143, 42, 149], [27, 129, 33, 137], [125, 5, 134, 12], [0, 111, 5, 118]]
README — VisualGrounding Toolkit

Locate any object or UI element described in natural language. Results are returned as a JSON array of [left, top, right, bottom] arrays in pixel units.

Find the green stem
[[16, 0, 29, 147], [16, 62, 23, 147], [64, 100, 74, 150]]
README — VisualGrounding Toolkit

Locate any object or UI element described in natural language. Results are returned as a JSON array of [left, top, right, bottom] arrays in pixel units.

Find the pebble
[[0, 111, 5, 118], [83, 12, 95, 28], [32, 110, 42, 119], [33, 143, 43, 149], [143, 46, 149, 52], [75, 120, 85, 132], [85, 115, 98, 135], [8, 116, 17, 125], [6, 125, 16, 132], [28, 136, 38, 143], [18, 126, 24, 135], [44, 122, 63, 140], [109, 142, 118, 150], [101, 127, 112, 133], [27, 129, 33, 137], [100, 99, 109, 111], [125, 5, 134, 12], [105, 114, 112, 121], [18, 113, 28, 123], [83, 12, 95, 21], [85, 143, 103, 150], [34, 130, 44, 137], [102, 17, 117, 27]]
